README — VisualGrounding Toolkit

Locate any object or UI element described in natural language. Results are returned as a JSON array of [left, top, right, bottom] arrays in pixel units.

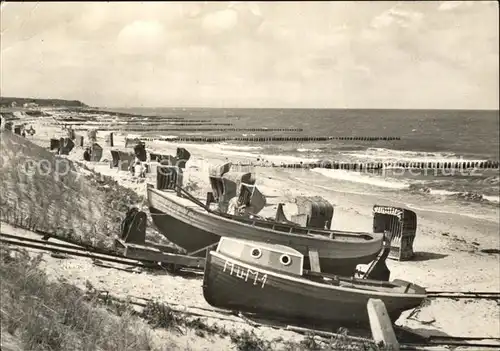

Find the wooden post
[[308, 248, 321, 273], [367, 298, 399, 350], [175, 166, 183, 197]]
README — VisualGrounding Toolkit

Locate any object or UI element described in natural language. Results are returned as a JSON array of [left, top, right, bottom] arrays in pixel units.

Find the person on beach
[[83, 147, 91, 161], [132, 158, 146, 178], [227, 197, 243, 215]]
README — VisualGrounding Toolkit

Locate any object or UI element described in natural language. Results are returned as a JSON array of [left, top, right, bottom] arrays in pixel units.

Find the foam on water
[[483, 195, 500, 204], [429, 189, 457, 196], [297, 148, 323, 153], [345, 147, 488, 163], [311, 168, 410, 190], [125, 133, 142, 139], [218, 144, 263, 151]]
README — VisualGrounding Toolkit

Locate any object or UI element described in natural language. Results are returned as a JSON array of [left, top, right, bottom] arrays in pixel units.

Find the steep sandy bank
[[0, 131, 166, 249]]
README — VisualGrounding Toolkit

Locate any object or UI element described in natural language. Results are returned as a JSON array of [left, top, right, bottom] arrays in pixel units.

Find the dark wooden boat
[[148, 185, 384, 276], [203, 237, 426, 327]]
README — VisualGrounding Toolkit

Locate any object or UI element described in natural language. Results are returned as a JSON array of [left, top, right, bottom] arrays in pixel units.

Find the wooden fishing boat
[[147, 184, 384, 276], [203, 237, 426, 327]]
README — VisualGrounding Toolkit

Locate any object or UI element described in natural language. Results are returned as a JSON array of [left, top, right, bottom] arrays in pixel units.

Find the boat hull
[[203, 252, 425, 326], [149, 206, 220, 255], [148, 187, 383, 275]]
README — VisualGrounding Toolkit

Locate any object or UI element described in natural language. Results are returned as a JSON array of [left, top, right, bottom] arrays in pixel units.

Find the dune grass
[[0, 245, 160, 351], [0, 244, 378, 351], [0, 130, 171, 250]]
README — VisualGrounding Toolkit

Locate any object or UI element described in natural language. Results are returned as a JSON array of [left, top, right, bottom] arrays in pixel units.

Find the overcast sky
[[1, 1, 498, 109]]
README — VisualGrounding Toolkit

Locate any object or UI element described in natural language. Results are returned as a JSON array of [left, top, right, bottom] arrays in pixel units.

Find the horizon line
[[1, 96, 498, 111], [97, 105, 500, 112]]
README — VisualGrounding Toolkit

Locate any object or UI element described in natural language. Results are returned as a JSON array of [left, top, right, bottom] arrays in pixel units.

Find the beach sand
[[2, 110, 500, 349]]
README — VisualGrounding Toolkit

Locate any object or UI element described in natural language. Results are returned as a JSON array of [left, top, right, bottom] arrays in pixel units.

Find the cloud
[[116, 20, 165, 55], [438, 1, 473, 12], [0, 2, 498, 109], [202, 9, 238, 35], [371, 7, 424, 29]]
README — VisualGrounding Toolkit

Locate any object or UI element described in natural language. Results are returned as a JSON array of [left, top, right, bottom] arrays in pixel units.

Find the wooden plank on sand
[[121, 242, 205, 269], [308, 248, 321, 273], [367, 298, 400, 351]]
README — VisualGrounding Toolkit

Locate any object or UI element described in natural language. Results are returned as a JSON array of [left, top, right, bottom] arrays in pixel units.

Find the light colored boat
[[147, 185, 384, 276]]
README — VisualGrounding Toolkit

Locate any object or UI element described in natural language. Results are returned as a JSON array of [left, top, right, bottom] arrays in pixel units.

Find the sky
[[0, 1, 498, 109]]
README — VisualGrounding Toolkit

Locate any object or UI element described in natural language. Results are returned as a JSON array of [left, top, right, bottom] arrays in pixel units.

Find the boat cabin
[[372, 205, 417, 261], [217, 237, 304, 276]]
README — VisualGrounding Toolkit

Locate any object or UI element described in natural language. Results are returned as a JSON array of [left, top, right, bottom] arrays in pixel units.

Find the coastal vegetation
[[0, 97, 87, 108], [0, 131, 170, 251], [0, 244, 377, 351]]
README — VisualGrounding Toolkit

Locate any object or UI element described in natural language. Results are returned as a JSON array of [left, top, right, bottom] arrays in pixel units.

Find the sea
[[103, 107, 500, 212]]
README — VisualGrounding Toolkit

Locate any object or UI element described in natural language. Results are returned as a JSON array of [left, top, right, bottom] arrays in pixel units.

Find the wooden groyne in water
[[242, 160, 500, 170], [86, 127, 305, 132], [71, 123, 234, 130], [138, 136, 401, 143]]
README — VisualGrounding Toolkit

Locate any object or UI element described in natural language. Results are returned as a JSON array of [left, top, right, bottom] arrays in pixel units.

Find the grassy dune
[[0, 131, 153, 249], [0, 246, 160, 351]]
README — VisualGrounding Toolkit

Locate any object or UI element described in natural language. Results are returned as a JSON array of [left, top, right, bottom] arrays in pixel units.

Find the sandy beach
[[1, 108, 498, 347], [2, 3, 499, 350]]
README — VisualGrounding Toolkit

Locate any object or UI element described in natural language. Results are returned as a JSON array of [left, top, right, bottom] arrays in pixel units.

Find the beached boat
[[147, 185, 384, 276], [203, 237, 426, 326]]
